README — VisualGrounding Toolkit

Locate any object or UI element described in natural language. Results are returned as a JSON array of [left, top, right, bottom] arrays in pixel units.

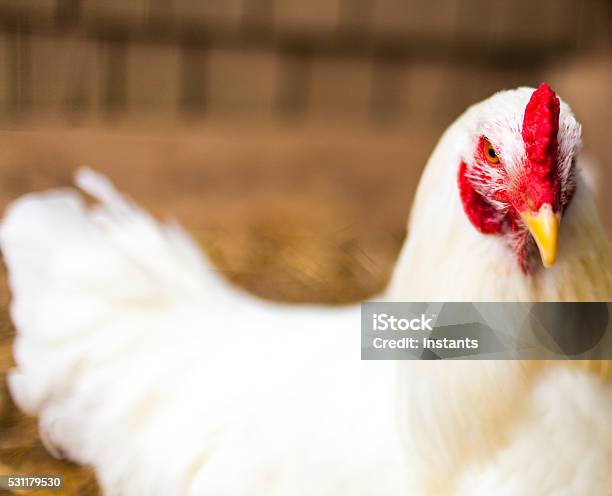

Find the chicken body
[[389, 87, 612, 495], [1, 86, 611, 495], [1, 173, 412, 495]]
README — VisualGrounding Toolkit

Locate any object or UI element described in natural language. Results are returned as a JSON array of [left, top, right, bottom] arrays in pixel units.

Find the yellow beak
[[520, 204, 560, 268]]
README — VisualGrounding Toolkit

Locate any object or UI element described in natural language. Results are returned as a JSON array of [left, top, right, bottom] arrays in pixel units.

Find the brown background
[[0, 0, 611, 494]]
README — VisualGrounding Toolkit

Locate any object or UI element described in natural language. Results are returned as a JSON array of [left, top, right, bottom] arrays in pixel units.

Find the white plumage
[[1, 87, 611, 495], [2, 171, 410, 495]]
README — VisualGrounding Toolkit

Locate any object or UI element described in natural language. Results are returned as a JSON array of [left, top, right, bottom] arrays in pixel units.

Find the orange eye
[[483, 139, 500, 165]]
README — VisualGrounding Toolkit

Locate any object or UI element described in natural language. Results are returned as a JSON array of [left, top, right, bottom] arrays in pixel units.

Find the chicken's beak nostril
[[520, 204, 560, 268]]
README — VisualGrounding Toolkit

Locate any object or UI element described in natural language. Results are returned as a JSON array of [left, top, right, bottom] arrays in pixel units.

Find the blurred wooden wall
[[0, 0, 609, 127]]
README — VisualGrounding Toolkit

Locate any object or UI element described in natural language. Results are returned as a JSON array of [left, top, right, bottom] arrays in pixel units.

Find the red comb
[[522, 83, 560, 177]]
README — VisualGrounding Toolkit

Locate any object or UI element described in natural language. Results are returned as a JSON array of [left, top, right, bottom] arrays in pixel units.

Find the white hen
[[1, 84, 611, 496]]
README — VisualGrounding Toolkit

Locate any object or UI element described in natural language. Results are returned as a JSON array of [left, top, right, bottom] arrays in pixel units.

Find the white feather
[[0, 172, 410, 495]]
